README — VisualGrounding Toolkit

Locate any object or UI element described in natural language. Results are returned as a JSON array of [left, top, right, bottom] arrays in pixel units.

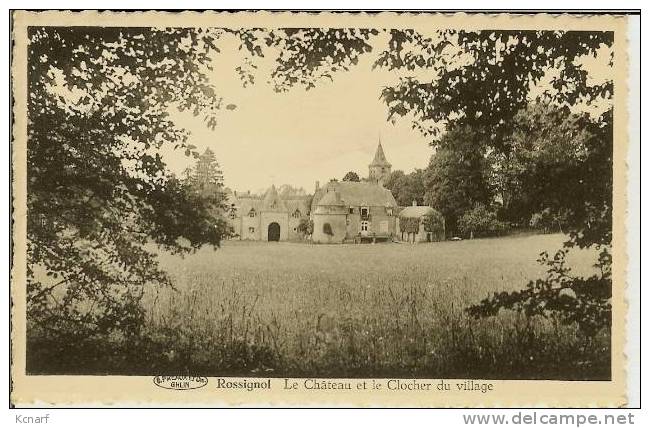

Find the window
[[292, 209, 301, 219], [248, 227, 255, 234], [360, 207, 369, 218], [361, 221, 369, 232], [386, 207, 393, 216], [349, 207, 354, 214], [248, 208, 256, 218], [229, 208, 237, 220]]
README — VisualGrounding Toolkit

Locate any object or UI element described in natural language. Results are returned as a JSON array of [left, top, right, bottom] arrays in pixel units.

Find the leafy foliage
[[398, 216, 421, 235], [26, 27, 229, 341], [376, 30, 612, 142], [266, 28, 378, 91], [225, 28, 379, 90], [384, 169, 426, 206], [491, 103, 598, 225], [342, 171, 361, 182], [530, 208, 570, 234], [297, 218, 314, 237], [467, 249, 611, 336], [457, 203, 509, 239], [422, 211, 445, 234], [423, 126, 492, 234]]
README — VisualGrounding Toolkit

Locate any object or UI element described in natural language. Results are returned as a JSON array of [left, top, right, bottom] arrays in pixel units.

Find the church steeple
[[368, 139, 392, 185], [370, 141, 391, 167]]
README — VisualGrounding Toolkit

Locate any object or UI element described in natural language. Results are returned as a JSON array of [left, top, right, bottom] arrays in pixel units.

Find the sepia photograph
[[10, 10, 634, 407]]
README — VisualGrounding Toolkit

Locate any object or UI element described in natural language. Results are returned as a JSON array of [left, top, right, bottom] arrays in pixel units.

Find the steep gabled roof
[[261, 185, 288, 212], [284, 197, 312, 215], [229, 187, 313, 216]]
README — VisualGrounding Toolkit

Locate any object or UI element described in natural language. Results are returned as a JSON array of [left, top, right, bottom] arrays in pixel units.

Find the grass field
[[127, 233, 609, 380]]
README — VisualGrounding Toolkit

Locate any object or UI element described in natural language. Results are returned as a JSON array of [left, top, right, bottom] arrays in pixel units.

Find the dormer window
[[360, 207, 369, 219], [349, 206, 354, 214], [248, 208, 256, 218]]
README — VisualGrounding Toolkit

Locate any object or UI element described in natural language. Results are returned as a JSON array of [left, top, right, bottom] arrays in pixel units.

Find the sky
[[161, 32, 613, 195], [163, 33, 434, 195]]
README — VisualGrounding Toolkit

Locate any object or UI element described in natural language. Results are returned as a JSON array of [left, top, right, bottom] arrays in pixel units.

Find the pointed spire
[[370, 140, 391, 167]]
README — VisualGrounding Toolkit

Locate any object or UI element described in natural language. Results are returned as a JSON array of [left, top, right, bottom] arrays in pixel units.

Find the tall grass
[[130, 234, 609, 379]]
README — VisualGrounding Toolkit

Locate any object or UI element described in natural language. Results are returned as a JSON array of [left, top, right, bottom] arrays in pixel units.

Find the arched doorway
[[268, 222, 280, 242]]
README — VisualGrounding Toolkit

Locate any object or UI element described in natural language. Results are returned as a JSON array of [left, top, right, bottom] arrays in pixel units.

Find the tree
[[491, 103, 595, 225], [297, 218, 314, 238], [183, 148, 227, 199], [384, 171, 407, 199], [26, 27, 229, 344], [189, 148, 222, 186], [342, 171, 361, 182], [424, 126, 492, 235], [181, 148, 232, 237], [457, 203, 508, 239], [384, 169, 426, 206]]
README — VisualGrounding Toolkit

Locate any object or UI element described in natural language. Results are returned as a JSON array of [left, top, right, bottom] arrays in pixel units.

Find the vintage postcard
[[10, 10, 633, 407]]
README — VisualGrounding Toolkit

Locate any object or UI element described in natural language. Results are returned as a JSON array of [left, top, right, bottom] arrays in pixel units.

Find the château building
[[309, 142, 398, 243], [225, 141, 399, 243], [225, 185, 311, 241]]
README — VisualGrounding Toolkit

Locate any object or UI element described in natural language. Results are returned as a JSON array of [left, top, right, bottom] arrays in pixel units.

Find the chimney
[[412, 200, 417, 206], [315, 180, 320, 192]]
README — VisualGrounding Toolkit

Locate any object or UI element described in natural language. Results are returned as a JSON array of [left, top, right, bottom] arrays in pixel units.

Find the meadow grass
[[131, 233, 609, 380]]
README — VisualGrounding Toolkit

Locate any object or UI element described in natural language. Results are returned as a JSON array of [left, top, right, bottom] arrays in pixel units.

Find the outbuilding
[[397, 202, 445, 243]]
